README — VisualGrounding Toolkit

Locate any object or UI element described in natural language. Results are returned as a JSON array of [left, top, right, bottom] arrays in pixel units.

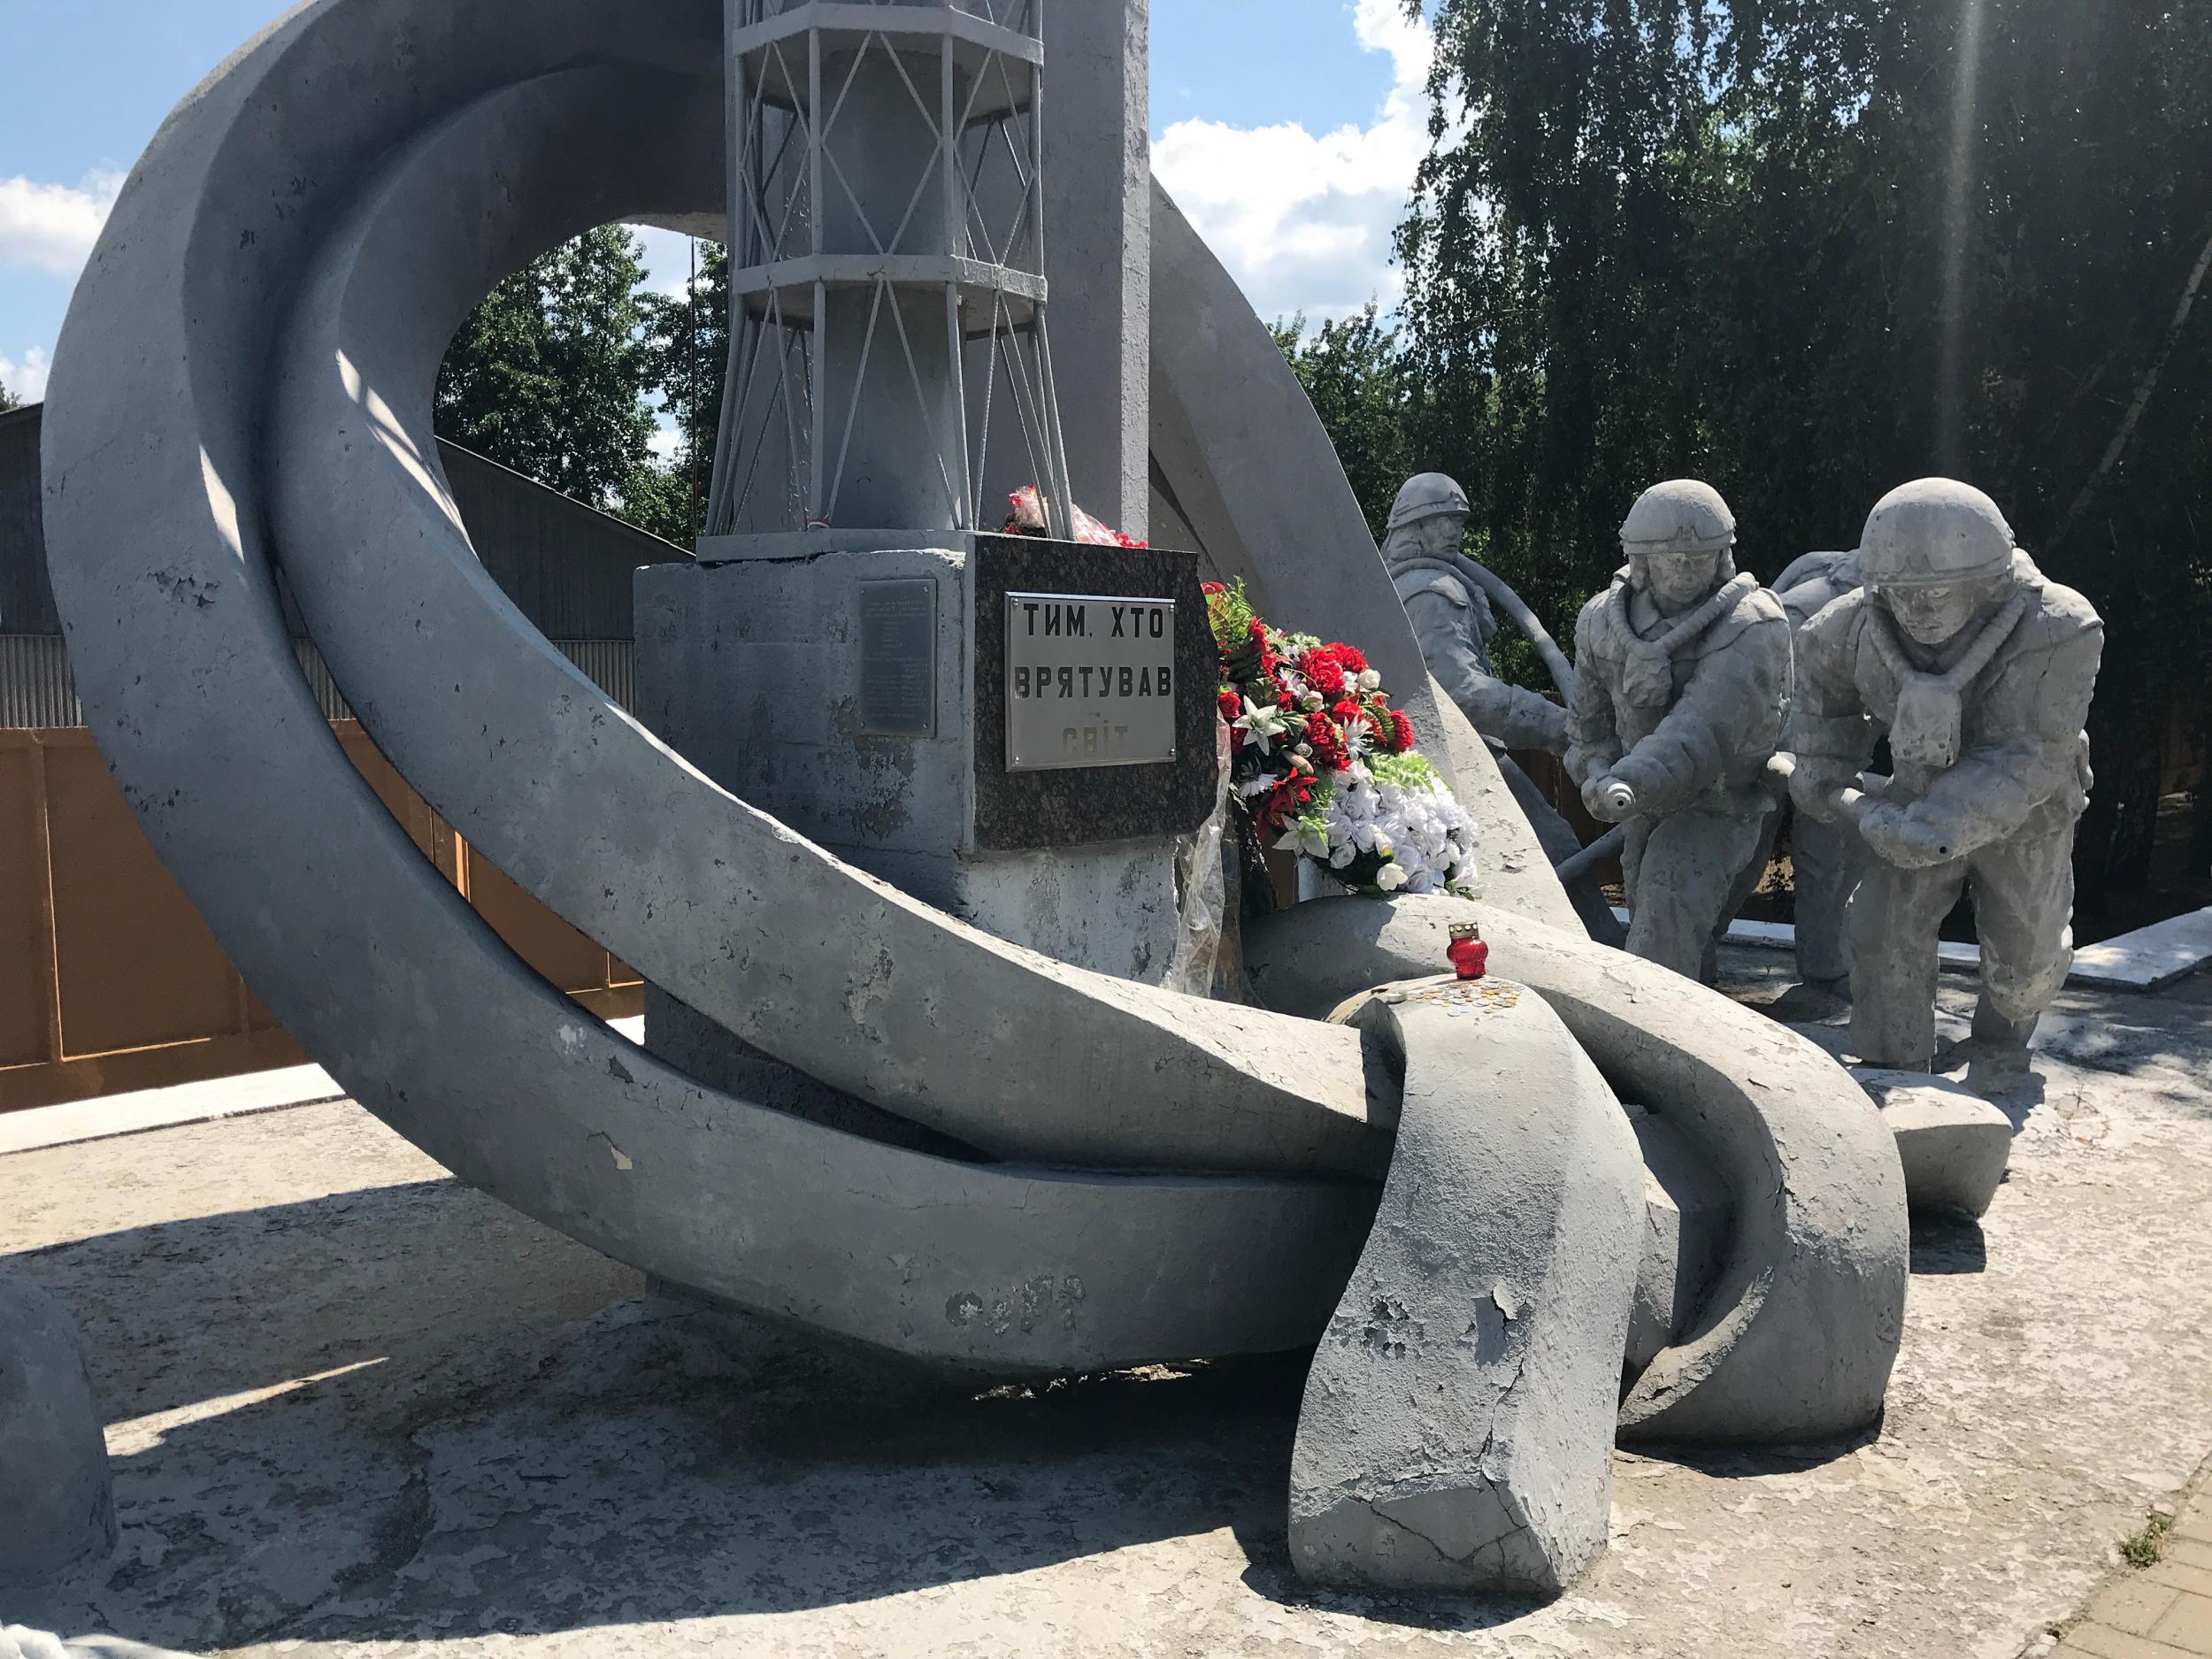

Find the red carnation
[[1306, 712, 1348, 772], [1202, 581, 1226, 596], [1334, 644, 1369, 676], [1390, 709, 1416, 752]]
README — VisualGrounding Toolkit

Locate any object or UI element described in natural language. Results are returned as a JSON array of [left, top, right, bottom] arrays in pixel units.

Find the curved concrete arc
[[38, 0, 1383, 1378], [1144, 181, 1586, 939], [1145, 184, 1436, 754], [261, 52, 1383, 1182], [1292, 985, 1641, 1594], [1244, 898, 1909, 1443]]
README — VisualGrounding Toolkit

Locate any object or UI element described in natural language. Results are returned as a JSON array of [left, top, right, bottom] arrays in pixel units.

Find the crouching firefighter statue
[[1786, 479, 2104, 1088], [1567, 480, 1791, 980], [1386, 473, 1625, 945]]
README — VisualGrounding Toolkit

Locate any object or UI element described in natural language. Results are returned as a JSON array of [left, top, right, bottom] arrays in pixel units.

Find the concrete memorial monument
[[31, 0, 1909, 1606], [1786, 478, 2105, 1089], [1565, 480, 1792, 980]]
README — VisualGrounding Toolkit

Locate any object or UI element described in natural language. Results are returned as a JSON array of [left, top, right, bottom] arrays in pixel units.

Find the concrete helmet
[[1619, 480, 1737, 556], [1386, 472, 1471, 534], [1859, 478, 2016, 589]]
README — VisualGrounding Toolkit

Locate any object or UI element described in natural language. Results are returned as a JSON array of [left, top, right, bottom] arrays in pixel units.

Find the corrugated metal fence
[[0, 634, 636, 728]]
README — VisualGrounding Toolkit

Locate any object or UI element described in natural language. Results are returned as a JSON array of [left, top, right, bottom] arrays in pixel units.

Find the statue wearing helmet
[[1384, 473, 1572, 755], [1383, 473, 1625, 946], [1566, 480, 1793, 981], [1786, 479, 2104, 1087]]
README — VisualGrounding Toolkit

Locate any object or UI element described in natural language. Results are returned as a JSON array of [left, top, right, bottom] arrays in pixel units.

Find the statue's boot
[[1765, 974, 1853, 1025], [1963, 1000, 2038, 1095]]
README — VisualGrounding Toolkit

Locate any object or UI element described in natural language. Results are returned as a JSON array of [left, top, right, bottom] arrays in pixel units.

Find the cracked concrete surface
[[2, 954, 2209, 1657]]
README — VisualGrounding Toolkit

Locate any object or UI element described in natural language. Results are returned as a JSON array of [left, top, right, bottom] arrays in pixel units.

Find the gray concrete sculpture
[[1567, 481, 1791, 980], [1292, 982, 1642, 1594], [1387, 474, 1573, 756], [1770, 550, 1870, 1015], [1786, 480, 2104, 1087], [37, 0, 1910, 1604], [0, 1278, 115, 1586], [1384, 473, 1625, 947], [1245, 896, 1909, 1444]]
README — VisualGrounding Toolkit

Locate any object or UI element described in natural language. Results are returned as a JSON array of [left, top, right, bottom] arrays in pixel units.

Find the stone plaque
[[971, 536, 1218, 854], [1003, 593, 1179, 772], [857, 578, 937, 738]]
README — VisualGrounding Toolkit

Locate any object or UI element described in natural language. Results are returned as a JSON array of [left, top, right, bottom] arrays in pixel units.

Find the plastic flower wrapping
[[1204, 580, 1479, 901], [1004, 485, 1148, 549]]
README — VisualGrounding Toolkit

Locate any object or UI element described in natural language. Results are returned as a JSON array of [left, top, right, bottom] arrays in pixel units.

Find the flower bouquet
[[1204, 580, 1479, 901], [1004, 485, 1148, 549]]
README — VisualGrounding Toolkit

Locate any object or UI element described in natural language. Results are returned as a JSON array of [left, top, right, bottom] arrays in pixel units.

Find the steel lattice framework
[[705, 0, 1075, 544]]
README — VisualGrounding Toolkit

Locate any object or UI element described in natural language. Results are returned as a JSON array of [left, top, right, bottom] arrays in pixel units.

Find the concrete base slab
[[0, 1019, 643, 1160], [2070, 906, 2212, 993], [4, 960, 2211, 1655], [1856, 1068, 2016, 1219], [0, 1065, 345, 1158], [1669, 907, 2212, 995], [0, 1276, 115, 1586]]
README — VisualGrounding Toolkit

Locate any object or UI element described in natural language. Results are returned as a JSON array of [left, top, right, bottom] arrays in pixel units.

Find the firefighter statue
[[1786, 479, 2103, 1090], [1566, 480, 1792, 980], [1766, 549, 1869, 1018], [1385, 472, 1624, 944]]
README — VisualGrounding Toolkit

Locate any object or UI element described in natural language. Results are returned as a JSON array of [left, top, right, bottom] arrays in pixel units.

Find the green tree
[[1272, 305, 1421, 541], [634, 238, 731, 545], [435, 226, 668, 523], [1397, 0, 2212, 894], [0, 380, 19, 414]]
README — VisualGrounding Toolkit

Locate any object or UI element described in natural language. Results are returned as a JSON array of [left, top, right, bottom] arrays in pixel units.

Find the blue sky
[[0, 0, 1431, 404]]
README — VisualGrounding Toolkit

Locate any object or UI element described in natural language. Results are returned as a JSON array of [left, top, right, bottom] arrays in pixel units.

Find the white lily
[[1234, 697, 1289, 756]]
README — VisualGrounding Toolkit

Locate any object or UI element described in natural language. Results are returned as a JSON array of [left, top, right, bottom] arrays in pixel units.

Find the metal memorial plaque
[[858, 578, 938, 738], [1004, 592, 1179, 772]]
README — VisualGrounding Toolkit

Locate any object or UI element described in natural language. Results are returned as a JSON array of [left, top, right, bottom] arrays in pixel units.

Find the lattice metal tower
[[704, 0, 1076, 547]]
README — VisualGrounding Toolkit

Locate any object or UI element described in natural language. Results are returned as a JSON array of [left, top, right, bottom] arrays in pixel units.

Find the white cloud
[[0, 170, 124, 276], [630, 225, 708, 300], [648, 423, 682, 461], [1151, 0, 1432, 326], [0, 346, 51, 405]]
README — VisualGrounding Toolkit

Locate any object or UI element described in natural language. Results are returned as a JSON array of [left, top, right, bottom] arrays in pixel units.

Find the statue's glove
[[1583, 774, 1639, 824], [1789, 756, 1860, 823], [1534, 699, 1572, 756], [1858, 802, 1956, 870]]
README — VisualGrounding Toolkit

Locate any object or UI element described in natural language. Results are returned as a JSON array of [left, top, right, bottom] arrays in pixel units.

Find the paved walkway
[[2058, 1479, 2212, 1657], [4, 962, 2210, 1657]]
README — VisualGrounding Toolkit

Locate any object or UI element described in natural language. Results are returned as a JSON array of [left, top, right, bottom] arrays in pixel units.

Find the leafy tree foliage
[[435, 226, 678, 535], [0, 379, 19, 414], [624, 239, 732, 546], [1272, 306, 1422, 541], [1371, 0, 2212, 891]]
